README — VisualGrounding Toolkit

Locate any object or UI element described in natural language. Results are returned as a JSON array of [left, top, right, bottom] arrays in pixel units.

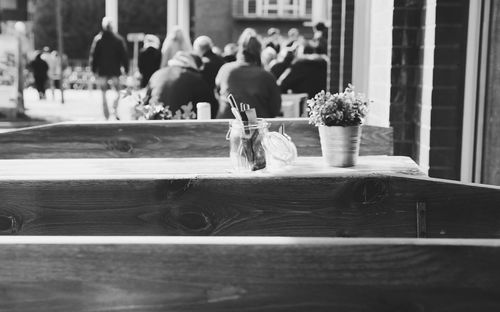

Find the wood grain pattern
[[0, 163, 499, 237], [0, 156, 424, 179], [0, 237, 500, 311], [0, 118, 393, 158]]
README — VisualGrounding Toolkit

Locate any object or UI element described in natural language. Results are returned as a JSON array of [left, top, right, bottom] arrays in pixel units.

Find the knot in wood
[[352, 178, 389, 205]]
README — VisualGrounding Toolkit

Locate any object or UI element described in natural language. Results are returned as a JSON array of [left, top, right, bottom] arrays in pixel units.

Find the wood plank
[[0, 118, 393, 158], [0, 158, 499, 237], [0, 236, 500, 311], [0, 174, 419, 236], [389, 175, 500, 238], [0, 156, 420, 236], [0, 156, 424, 179]]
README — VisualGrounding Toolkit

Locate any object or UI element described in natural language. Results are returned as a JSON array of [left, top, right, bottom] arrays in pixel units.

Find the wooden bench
[[0, 236, 499, 311], [0, 118, 393, 158], [1, 156, 499, 237]]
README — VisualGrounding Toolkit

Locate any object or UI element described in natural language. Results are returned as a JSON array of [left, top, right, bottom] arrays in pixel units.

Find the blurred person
[[48, 50, 65, 99], [238, 28, 258, 46], [40, 47, 55, 97], [285, 28, 300, 47], [261, 46, 277, 71], [309, 22, 328, 54], [89, 16, 129, 120], [138, 34, 161, 88], [212, 46, 222, 56], [216, 29, 281, 118], [264, 27, 281, 54], [277, 49, 328, 98], [193, 35, 225, 118], [270, 47, 296, 79], [160, 26, 192, 68], [28, 51, 49, 100], [222, 43, 237, 63], [144, 51, 217, 117]]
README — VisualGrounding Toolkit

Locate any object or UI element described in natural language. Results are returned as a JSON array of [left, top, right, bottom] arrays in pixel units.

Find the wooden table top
[[0, 156, 424, 180]]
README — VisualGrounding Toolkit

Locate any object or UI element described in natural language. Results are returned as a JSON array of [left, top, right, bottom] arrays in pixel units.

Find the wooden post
[[55, 0, 65, 104]]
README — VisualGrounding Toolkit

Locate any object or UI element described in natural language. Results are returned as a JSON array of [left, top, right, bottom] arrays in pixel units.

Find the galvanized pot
[[318, 125, 361, 167]]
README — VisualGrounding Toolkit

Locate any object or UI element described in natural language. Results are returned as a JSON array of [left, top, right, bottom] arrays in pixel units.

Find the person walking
[[138, 34, 161, 88], [28, 51, 49, 100], [89, 17, 129, 120]]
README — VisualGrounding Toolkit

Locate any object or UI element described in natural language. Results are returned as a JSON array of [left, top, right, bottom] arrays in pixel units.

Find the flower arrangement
[[121, 91, 196, 120], [308, 84, 369, 127]]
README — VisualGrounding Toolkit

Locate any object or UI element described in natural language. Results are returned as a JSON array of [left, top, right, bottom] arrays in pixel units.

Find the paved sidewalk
[[23, 87, 133, 122]]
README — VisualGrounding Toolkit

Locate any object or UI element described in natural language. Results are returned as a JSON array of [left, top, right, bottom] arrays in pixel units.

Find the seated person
[[278, 46, 328, 98], [143, 51, 217, 118], [216, 28, 281, 118]]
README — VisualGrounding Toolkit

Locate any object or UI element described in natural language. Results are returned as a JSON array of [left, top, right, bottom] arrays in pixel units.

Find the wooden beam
[[0, 119, 393, 158], [0, 237, 500, 311], [0, 160, 499, 237], [0, 157, 419, 236]]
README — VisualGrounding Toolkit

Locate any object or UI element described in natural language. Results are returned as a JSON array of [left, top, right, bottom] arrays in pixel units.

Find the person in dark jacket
[[193, 35, 225, 118], [216, 28, 281, 119], [270, 47, 295, 79], [278, 53, 328, 98], [138, 34, 161, 88], [89, 17, 129, 120], [143, 51, 217, 119], [29, 51, 49, 100], [309, 22, 328, 54]]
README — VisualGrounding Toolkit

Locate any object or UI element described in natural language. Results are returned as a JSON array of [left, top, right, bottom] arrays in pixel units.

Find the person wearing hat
[[215, 28, 281, 119], [143, 51, 217, 118], [138, 34, 161, 88]]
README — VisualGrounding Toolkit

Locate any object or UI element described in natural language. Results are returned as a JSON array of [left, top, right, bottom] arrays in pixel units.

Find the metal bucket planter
[[318, 125, 361, 167]]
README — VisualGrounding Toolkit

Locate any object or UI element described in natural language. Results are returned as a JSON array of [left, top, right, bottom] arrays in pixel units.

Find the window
[[235, 0, 312, 19]]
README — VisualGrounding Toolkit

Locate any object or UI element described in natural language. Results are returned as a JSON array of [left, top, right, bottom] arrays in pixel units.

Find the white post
[[416, 0, 436, 174], [461, 0, 489, 183], [178, 0, 190, 41], [167, 0, 178, 34], [311, 0, 329, 23], [352, 0, 393, 128], [105, 0, 118, 32], [352, 0, 371, 95]]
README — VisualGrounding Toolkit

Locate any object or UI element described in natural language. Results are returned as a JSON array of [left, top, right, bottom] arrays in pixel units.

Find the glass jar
[[226, 119, 270, 171]]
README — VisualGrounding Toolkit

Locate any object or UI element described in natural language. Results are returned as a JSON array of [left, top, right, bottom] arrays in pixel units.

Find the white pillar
[[167, 0, 178, 34], [105, 0, 118, 32], [416, 0, 436, 174], [352, 0, 393, 128], [311, 0, 329, 23], [178, 0, 190, 40], [352, 0, 371, 95]]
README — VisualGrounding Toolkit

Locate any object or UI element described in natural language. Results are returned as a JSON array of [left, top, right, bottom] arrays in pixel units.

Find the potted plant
[[307, 84, 369, 167]]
